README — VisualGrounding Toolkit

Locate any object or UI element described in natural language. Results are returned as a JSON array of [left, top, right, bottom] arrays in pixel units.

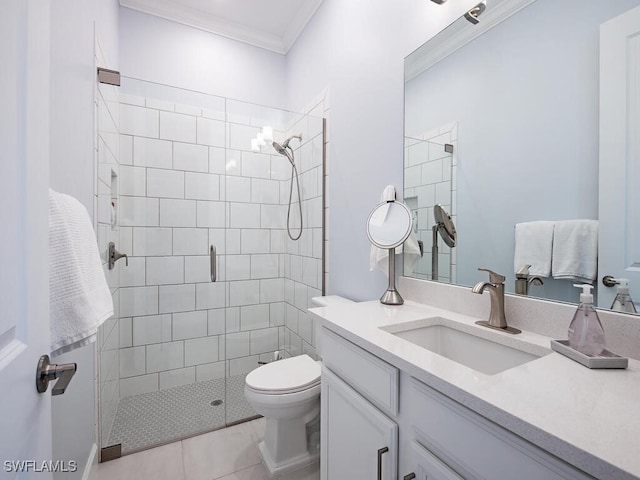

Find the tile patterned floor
[[108, 375, 257, 454], [96, 417, 320, 480]]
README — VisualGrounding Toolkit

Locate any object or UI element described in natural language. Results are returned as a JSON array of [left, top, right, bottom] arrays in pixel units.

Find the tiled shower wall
[[95, 42, 122, 448], [114, 92, 325, 401], [404, 123, 457, 283]]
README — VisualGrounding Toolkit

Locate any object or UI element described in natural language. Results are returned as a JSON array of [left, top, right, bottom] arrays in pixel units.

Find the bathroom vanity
[[310, 291, 640, 480]]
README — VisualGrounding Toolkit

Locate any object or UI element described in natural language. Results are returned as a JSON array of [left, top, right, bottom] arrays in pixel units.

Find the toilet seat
[[245, 354, 320, 395]]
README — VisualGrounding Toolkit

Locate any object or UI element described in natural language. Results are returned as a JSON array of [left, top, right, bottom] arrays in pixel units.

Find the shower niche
[[96, 78, 326, 457]]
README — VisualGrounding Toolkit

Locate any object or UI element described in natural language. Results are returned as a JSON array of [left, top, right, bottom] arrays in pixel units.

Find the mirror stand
[[380, 248, 404, 305]]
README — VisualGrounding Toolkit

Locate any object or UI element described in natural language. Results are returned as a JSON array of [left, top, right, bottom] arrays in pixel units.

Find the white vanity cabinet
[[320, 326, 596, 480]]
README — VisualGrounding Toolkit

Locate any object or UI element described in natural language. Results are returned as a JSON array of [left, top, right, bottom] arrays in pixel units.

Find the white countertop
[[310, 300, 640, 480]]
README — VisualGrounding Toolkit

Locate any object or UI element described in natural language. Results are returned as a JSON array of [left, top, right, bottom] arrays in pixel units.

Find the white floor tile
[[96, 441, 185, 480], [182, 422, 261, 480]]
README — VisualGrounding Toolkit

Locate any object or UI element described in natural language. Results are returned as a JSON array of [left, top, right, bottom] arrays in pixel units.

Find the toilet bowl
[[245, 354, 321, 476], [244, 295, 354, 476]]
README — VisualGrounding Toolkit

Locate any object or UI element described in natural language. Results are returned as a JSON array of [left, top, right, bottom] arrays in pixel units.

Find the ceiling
[[119, 0, 324, 54]]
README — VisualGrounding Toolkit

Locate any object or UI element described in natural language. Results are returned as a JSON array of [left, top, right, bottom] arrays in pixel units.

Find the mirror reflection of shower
[[432, 204, 457, 281], [272, 134, 303, 241]]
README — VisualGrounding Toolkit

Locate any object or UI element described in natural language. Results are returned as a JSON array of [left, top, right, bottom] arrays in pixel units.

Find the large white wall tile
[[225, 332, 250, 359], [209, 147, 226, 174], [160, 199, 196, 227], [119, 317, 133, 348], [185, 336, 219, 366], [226, 176, 251, 203], [147, 168, 185, 199], [251, 178, 280, 204], [146, 341, 184, 373], [120, 104, 159, 138], [185, 172, 220, 201], [240, 229, 270, 254], [260, 205, 286, 229], [160, 111, 196, 143], [119, 196, 159, 226], [226, 255, 251, 281], [132, 227, 172, 256], [185, 255, 211, 283], [173, 228, 208, 255], [251, 254, 279, 279], [260, 278, 284, 303], [119, 257, 146, 287], [207, 309, 225, 335], [120, 134, 133, 165], [195, 282, 226, 310], [196, 361, 225, 382], [119, 346, 146, 378], [173, 310, 208, 340], [120, 286, 158, 317], [146, 256, 184, 285], [196, 201, 226, 228], [230, 203, 260, 228], [197, 117, 225, 147], [297, 311, 313, 345], [229, 355, 260, 376], [229, 123, 259, 151], [133, 314, 173, 345], [226, 307, 240, 333], [133, 137, 172, 169], [119, 166, 146, 196], [229, 280, 260, 306], [174, 142, 209, 172], [159, 284, 195, 313], [269, 303, 285, 327], [119, 374, 158, 398], [240, 304, 269, 331], [250, 328, 279, 355], [241, 151, 270, 179], [159, 367, 196, 390]]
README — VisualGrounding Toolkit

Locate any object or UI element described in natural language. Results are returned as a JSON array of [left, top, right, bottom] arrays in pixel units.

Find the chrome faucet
[[472, 268, 521, 334], [515, 264, 544, 296]]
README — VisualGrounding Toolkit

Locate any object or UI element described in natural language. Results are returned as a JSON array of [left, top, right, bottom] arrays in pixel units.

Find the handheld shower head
[[272, 134, 302, 165]]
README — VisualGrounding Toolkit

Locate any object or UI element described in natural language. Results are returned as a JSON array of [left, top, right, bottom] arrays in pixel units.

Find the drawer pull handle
[[377, 447, 389, 480], [404, 474, 416, 480]]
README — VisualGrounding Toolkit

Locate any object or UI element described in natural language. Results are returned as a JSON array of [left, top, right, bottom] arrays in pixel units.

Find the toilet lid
[[245, 354, 321, 394]]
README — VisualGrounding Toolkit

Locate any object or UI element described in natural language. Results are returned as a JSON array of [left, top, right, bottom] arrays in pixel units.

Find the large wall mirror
[[404, 0, 640, 314]]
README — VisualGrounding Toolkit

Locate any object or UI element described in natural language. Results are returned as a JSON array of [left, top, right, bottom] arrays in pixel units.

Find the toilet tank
[[310, 296, 354, 358]]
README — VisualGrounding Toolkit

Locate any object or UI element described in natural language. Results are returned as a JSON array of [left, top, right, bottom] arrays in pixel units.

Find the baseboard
[[81, 443, 98, 480]]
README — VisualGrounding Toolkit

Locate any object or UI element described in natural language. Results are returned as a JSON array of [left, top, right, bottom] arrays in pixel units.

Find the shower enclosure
[[96, 77, 326, 457]]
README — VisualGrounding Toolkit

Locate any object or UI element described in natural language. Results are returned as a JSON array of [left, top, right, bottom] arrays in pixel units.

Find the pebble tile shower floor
[[108, 374, 256, 454]]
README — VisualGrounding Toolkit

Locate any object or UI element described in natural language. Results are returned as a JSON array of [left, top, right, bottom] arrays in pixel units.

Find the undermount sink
[[380, 317, 548, 375]]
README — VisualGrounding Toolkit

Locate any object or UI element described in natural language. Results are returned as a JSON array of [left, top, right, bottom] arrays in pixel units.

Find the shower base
[[107, 374, 256, 455]]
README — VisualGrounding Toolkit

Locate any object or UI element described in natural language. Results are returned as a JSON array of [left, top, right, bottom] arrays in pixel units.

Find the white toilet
[[244, 295, 353, 476]]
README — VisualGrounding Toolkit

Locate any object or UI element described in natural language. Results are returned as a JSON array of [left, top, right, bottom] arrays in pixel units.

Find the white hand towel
[[552, 219, 599, 283], [514, 221, 554, 277], [49, 189, 114, 357]]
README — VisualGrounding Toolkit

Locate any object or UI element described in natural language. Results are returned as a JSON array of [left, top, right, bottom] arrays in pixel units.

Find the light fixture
[[465, 0, 487, 24]]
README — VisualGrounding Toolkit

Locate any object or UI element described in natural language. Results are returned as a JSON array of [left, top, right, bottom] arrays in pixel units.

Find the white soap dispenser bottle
[[568, 284, 605, 356], [610, 278, 638, 314]]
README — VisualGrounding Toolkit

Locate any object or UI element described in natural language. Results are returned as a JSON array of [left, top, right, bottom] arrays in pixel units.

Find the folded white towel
[[49, 189, 114, 357], [369, 185, 417, 276], [552, 219, 599, 283], [514, 221, 554, 277]]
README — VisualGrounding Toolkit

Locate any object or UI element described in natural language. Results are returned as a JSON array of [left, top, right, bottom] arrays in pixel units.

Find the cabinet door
[[321, 366, 398, 480], [403, 441, 463, 480]]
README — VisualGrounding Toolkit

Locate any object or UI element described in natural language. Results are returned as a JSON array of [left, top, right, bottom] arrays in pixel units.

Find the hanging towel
[[552, 219, 598, 283], [49, 189, 114, 357], [369, 186, 420, 276], [513, 221, 554, 277]]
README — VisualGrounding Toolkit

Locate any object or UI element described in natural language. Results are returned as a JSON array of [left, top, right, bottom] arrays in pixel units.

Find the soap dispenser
[[568, 284, 605, 356], [610, 278, 638, 314]]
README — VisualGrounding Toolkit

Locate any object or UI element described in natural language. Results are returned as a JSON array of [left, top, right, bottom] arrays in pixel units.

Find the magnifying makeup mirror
[[432, 204, 457, 281], [367, 201, 413, 305]]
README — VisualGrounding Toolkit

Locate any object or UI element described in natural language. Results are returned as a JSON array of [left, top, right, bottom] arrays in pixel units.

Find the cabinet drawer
[[408, 379, 593, 480], [321, 327, 399, 416], [410, 440, 464, 480]]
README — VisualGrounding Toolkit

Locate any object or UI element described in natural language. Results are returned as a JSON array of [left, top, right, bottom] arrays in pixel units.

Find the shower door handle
[[210, 245, 217, 282]]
